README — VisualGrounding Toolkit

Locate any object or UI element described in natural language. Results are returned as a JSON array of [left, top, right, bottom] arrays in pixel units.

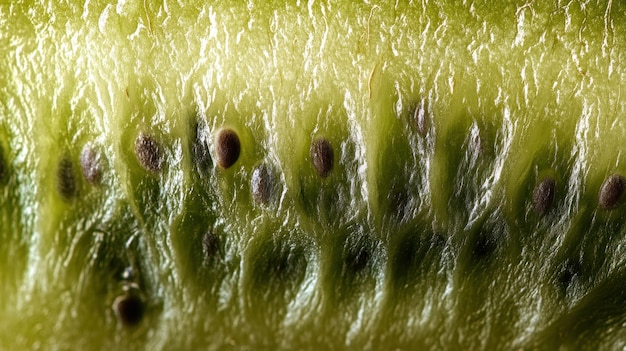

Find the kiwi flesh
[[2, 1, 626, 350]]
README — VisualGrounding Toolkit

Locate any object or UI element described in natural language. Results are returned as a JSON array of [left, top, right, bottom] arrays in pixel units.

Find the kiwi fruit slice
[[2, 1, 626, 350]]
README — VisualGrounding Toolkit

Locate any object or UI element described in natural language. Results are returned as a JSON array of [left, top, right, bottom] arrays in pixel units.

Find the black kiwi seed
[[251, 164, 274, 205], [80, 145, 103, 184], [113, 293, 145, 327], [599, 173, 625, 210], [533, 177, 556, 216], [310, 137, 334, 178], [57, 156, 77, 199], [215, 128, 240, 169], [135, 134, 164, 172]]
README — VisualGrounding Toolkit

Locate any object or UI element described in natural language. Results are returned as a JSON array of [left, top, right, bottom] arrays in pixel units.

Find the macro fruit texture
[[2, 0, 626, 350]]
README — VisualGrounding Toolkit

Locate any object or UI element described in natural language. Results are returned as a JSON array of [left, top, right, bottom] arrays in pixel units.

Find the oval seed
[[310, 137, 334, 178], [599, 174, 625, 210], [80, 145, 103, 184], [215, 128, 240, 169], [113, 293, 145, 327], [533, 177, 556, 216], [57, 157, 77, 199], [251, 164, 275, 205], [135, 134, 164, 172]]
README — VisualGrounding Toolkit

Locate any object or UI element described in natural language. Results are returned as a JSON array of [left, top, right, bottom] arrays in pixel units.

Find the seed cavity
[[192, 121, 212, 173], [557, 259, 581, 293], [533, 177, 556, 216], [113, 293, 145, 327], [251, 164, 275, 205], [344, 245, 369, 273], [57, 157, 77, 199], [215, 128, 240, 169], [472, 231, 497, 261], [251, 239, 307, 290], [389, 185, 410, 221], [392, 235, 420, 281], [247, 238, 308, 308], [135, 134, 164, 172], [413, 103, 429, 136], [202, 229, 220, 258], [80, 145, 103, 184], [599, 173, 625, 210], [310, 137, 334, 178]]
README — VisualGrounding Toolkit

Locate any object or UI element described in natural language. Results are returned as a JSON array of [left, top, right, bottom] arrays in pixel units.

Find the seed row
[[48, 126, 626, 215], [39, 122, 626, 329]]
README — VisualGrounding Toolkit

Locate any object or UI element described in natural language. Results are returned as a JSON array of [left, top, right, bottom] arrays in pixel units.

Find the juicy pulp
[[2, 1, 626, 350]]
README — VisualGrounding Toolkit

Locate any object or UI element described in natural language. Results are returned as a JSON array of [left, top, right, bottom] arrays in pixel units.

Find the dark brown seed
[[533, 177, 556, 216], [310, 137, 334, 178], [135, 134, 164, 172], [57, 157, 77, 199], [80, 145, 103, 184], [251, 164, 274, 205], [413, 104, 429, 136], [215, 128, 240, 169], [113, 293, 145, 327], [599, 174, 625, 210]]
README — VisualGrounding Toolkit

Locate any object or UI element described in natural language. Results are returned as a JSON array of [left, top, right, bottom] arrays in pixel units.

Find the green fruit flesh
[[2, 1, 626, 350]]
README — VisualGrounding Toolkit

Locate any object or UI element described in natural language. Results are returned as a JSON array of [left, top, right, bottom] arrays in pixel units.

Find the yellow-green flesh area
[[2, 1, 626, 350]]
